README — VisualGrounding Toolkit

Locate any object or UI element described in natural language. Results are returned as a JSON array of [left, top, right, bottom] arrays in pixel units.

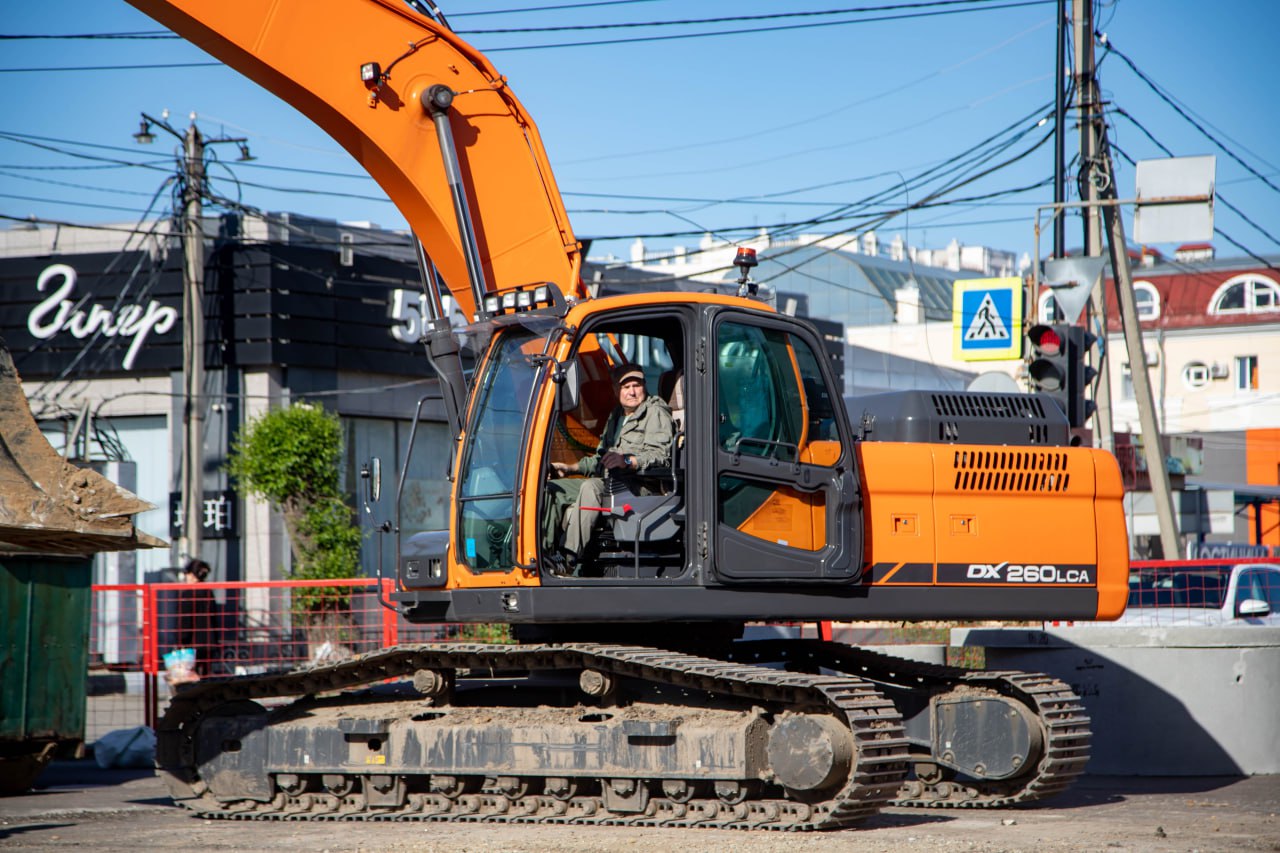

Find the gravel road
[[1, 762, 1277, 852]]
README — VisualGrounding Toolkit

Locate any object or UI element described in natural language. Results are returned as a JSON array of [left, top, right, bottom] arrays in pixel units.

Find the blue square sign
[[952, 277, 1023, 362]]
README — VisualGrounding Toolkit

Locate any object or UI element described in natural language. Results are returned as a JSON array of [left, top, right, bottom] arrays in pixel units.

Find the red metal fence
[[86, 578, 482, 743]]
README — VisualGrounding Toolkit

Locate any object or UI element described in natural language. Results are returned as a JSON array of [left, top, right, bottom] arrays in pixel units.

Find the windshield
[[456, 325, 550, 570], [1127, 566, 1231, 608]]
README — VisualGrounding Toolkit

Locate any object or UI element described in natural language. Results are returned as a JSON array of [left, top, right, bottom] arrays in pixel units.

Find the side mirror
[[557, 359, 580, 412], [1237, 598, 1271, 618], [361, 457, 382, 508]]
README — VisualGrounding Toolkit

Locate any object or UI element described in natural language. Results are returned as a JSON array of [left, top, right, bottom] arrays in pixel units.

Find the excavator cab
[[435, 296, 864, 595]]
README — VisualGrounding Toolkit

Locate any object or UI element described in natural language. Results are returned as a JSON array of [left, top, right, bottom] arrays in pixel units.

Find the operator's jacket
[[573, 393, 674, 478], [545, 393, 674, 555]]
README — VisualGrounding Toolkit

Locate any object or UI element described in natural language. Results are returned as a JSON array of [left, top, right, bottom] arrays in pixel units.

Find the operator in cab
[[546, 362, 674, 574]]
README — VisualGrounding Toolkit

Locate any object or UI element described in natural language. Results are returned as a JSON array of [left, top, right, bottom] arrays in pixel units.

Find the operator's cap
[[611, 363, 645, 386]]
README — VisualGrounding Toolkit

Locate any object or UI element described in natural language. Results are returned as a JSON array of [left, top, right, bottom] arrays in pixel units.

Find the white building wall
[[1107, 323, 1280, 435], [240, 368, 290, 621]]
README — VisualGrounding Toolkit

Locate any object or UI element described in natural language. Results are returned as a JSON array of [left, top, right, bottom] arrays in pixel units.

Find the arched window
[[1209, 273, 1280, 315], [1134, 280, 1161, 321]]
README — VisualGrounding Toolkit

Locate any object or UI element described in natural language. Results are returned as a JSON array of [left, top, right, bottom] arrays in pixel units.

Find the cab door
[[708, 312, 862, 582]]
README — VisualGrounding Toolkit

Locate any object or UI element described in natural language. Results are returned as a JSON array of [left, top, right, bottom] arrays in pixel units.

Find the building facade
[[0, 213, 453, 593]]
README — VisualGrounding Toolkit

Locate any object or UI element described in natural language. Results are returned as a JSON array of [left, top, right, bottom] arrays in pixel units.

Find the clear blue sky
[[2, 0, 1277, 266]]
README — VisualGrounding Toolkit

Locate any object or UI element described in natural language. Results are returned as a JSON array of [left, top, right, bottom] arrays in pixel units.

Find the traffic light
[[1027, 323, 1097, 428], [1027, 323, 1070, 420], [1064, 325, 1098, 429]]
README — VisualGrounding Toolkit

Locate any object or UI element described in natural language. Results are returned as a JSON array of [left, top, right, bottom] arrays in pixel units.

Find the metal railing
[[86, 578, 495, 739]]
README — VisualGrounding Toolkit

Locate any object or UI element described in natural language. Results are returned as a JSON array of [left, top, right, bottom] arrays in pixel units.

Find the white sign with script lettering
[[26, 264, 179, 370]]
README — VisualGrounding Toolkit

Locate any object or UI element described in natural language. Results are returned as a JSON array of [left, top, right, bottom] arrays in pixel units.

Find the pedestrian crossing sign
[[952, 277, 1023, 362]]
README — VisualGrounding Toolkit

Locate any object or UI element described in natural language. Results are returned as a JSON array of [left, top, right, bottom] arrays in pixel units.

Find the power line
[[0, 212, 174, 235], [464, 0, 1038, 34], [593, 100, 1053, 266], [451, 0, 676, 16], [1110, 140, 1278, 274], [0, 128, 377, 180], [1098, 33, 1280, 197], [482, 0, 1052, 51], [0, 131, 175, 173], [0, 160, 171, 172], [0, 168, 166, 198], [2, 0, 1052, 68], [0, 129, 183, 156], [1112, 106, 1280, 251], [0, 31, 176, 40], [0, 62, 221, 74], [557, 16, 1051, 166], [0, 191, 163, 215]]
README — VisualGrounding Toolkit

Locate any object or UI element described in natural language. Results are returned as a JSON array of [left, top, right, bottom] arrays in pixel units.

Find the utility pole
[[1072, 1, 1181, 559], [1053, 0, 1066, 259], [134, 111, 251, 566], [1073, 0, 1113, 453], [181, 120, 206, 565]]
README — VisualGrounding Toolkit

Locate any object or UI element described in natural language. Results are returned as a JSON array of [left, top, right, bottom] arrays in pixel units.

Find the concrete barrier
[[952, 626, 1280, 776]]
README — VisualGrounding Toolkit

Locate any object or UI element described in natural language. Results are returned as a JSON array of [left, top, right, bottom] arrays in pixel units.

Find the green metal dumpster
[[0, 555, 93, 794]]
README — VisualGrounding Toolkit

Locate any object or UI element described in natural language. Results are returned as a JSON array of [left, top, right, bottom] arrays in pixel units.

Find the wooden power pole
[[1073, 0, 1181, 559], [180, 120, 206, 565]]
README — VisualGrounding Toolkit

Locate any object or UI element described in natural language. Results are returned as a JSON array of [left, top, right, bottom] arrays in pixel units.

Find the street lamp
[[131, 119, 155, 145]]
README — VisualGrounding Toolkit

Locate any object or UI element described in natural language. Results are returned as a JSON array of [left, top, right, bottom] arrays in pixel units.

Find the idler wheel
[[766, 714, 854, 794]]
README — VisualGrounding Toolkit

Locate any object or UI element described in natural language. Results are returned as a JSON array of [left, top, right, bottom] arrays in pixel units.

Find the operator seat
[[658, 368, 685, 434]]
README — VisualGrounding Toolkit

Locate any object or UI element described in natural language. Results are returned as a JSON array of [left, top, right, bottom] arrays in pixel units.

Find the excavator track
[[157, 643, 910, 831], [728, 640, 1091, 808]]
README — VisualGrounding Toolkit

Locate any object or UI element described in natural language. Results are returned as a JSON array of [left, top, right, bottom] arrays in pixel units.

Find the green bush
[[228, 403, 361, 613]]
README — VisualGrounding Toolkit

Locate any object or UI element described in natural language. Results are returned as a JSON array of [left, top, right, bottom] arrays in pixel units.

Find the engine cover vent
[[952, 448, 1071, 493]]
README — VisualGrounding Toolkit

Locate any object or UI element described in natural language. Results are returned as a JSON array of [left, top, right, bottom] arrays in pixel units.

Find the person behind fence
[[545, 362, 674, 573], [177, 558, 218, 677]]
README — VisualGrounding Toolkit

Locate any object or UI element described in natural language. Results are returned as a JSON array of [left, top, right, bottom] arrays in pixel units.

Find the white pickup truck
[[1071, 560, 1280, 627]]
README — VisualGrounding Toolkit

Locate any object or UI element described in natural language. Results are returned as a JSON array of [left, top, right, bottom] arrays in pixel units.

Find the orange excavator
[[128, 0, 1128, 830]]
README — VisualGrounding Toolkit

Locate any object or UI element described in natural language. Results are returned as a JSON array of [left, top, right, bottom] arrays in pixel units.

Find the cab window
[[716, 321, 840, 460]]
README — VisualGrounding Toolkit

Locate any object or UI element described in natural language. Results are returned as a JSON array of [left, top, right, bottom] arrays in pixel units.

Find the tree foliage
[[228, 403, 361, 611]]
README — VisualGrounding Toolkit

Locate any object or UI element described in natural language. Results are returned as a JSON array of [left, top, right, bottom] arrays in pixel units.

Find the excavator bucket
[[0, 340, 163, 554]]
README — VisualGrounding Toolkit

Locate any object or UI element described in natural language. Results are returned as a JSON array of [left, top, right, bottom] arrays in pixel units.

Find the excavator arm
[[126, 0, 584, 320]]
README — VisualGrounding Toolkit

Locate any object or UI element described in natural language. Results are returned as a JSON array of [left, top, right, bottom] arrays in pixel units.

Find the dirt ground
[[1, 763, 1277, 852]]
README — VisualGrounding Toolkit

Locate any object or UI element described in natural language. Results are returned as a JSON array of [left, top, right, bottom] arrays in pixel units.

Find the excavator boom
[[126, 0, 583, 320]]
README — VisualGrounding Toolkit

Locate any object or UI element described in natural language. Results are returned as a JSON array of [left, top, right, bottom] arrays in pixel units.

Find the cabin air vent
[[931, 393, 1047, 421]]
